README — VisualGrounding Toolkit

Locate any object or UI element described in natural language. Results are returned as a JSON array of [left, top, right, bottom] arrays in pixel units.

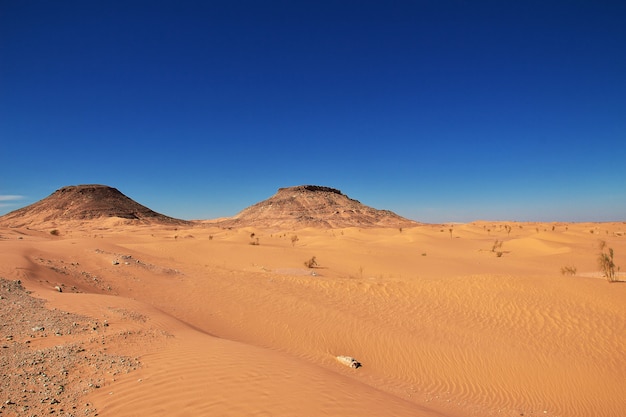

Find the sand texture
[[1, 219, 625, 417]]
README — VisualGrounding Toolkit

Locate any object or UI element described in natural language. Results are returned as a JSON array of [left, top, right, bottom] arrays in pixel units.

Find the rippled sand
[[1, 221, 624, 416]]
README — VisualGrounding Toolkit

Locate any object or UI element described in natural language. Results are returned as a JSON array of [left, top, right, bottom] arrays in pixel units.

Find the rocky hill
[[0, 184, 188, 228], [219, 185, 418, 229]]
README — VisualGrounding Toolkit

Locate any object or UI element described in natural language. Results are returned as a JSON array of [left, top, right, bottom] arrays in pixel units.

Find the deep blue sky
[[1, 1, 625, 222]]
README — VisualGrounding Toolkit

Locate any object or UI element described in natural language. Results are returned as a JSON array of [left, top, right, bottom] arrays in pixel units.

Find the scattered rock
[[0, 277, 142, 417], [336, 355, 361, 369]]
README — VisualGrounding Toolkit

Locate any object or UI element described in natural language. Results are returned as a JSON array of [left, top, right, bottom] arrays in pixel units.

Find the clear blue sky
[[1, 1, 625, 222]]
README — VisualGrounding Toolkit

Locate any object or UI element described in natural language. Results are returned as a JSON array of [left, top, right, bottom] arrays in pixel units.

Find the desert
[[1, 185, 625, 417]]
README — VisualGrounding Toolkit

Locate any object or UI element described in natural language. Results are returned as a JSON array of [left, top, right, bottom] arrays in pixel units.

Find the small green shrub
[[50, 229, 59, 236]]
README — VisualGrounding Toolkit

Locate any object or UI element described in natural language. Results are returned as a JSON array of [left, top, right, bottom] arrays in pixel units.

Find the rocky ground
[[222, 185, 419, 228], [0, 184, 188, 228], [0, 278, 141, 417]]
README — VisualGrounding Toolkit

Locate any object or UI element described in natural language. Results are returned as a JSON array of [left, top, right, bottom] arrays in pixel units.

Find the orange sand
[[1, 221, 625, 416]]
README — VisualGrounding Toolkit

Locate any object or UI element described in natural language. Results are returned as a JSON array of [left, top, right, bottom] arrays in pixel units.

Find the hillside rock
[[219, 185, 418, 229], [0, 184, 188, 228]]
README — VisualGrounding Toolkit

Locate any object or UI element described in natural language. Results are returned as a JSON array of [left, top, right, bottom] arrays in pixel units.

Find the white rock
[[336, 355, 361, 368]]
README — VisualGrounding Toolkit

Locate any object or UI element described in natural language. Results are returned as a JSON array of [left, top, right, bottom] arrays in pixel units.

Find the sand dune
[[1, 220, 625, 417]]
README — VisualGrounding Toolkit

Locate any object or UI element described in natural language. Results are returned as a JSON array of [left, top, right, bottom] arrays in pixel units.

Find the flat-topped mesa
[[277, 185, 344, 195], [0, 184, 188, 228], [222, 185, 418, 229]]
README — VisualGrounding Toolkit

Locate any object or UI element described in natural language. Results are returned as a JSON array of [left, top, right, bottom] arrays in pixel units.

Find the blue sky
[[1, 1, 625, 222]]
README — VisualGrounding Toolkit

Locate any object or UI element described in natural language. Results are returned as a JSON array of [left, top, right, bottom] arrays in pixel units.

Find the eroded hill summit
[[220, 185, 418, 229], [0, 185, 187, 228]]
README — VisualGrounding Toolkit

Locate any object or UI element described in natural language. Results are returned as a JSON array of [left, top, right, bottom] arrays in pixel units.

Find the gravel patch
[[0, 278, 141, 417]]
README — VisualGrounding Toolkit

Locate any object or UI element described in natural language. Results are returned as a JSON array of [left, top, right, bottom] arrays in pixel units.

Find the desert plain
[[1, 186, 625, 417]]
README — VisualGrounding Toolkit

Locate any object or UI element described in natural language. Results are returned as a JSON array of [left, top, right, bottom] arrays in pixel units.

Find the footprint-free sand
[[1, 221, 624, 417]]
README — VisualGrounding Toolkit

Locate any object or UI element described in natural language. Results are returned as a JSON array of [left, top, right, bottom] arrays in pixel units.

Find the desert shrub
[[598, 241, 619, 282], [492, 240, 503, 253], [50, 229, 59, 236], [561, 265, 577, 276], [304, 256, 317, 268]]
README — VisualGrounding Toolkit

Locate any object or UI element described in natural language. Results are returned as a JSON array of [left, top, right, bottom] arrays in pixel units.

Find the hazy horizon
[[1, 1, 625, 223], [1, 182, 624, 224]]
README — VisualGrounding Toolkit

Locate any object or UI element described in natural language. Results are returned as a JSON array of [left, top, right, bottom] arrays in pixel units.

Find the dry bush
[[598, 241, 618, 282], [561, 265, 577, 276], [492, 240, 503, 253], [304, 256, 317, 268]]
